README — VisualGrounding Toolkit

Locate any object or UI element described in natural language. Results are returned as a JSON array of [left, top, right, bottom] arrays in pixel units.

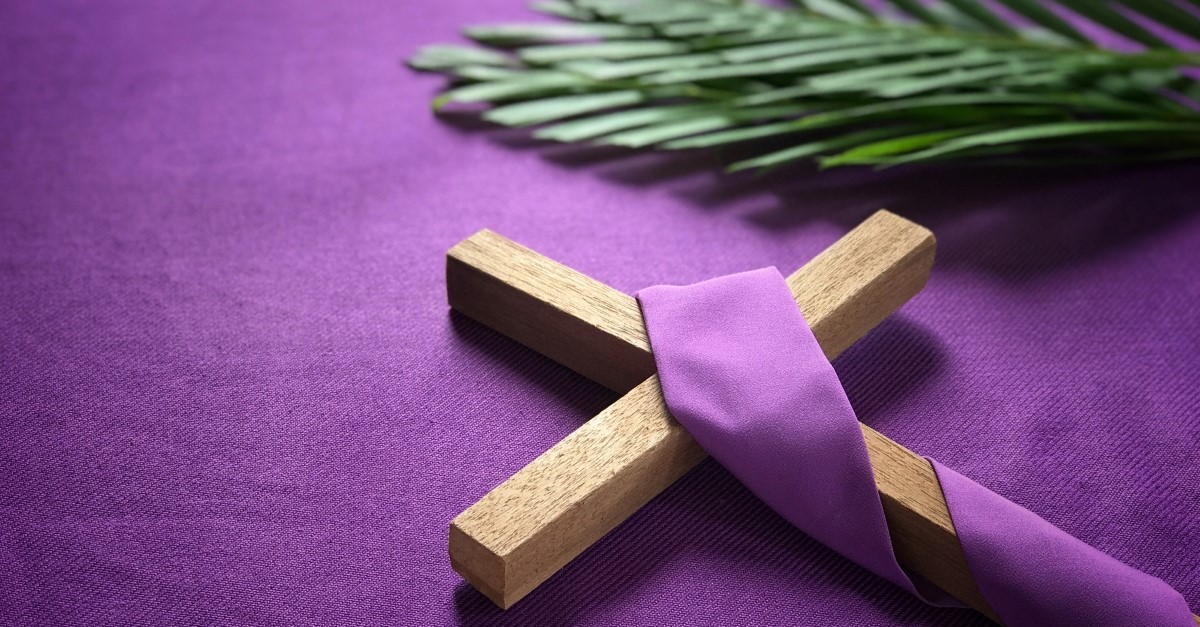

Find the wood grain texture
[[451, 374, 703, 608], [447, 229, 653, 393], [447, 210, 1195, 623]]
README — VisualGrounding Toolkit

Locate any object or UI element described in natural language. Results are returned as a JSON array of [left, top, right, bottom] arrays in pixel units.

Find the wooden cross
[[446, 210, 1196, 624], [444, 210, 1002, 613]]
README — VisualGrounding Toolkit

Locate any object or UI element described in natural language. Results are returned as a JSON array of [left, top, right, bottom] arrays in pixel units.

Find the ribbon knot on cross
[[445, 211, 1197, 625]]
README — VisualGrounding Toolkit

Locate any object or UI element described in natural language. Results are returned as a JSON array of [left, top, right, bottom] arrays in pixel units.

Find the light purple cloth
[[638, 267, 1195, 626]]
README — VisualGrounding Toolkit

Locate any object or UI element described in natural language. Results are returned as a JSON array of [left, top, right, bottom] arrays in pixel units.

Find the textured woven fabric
[[639, 268, 1193, 626], [1, 1, 1198, 626]]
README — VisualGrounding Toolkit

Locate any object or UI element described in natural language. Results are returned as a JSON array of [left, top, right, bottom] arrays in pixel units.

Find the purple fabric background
[[1, 1, 1197, 625]]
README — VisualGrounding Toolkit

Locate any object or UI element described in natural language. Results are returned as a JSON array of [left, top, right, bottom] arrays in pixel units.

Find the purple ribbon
[[637, 267, 1193, 626]]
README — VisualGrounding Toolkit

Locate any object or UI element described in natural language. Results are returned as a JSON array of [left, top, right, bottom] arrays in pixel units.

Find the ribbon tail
[[931, 460, 1194, 626]]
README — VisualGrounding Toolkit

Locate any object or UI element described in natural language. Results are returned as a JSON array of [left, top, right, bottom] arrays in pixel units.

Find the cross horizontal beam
[[446, 210, 1007, 616]]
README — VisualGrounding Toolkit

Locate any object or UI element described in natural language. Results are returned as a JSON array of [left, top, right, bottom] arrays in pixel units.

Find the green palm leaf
[[409, 0, 1200, 170]]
